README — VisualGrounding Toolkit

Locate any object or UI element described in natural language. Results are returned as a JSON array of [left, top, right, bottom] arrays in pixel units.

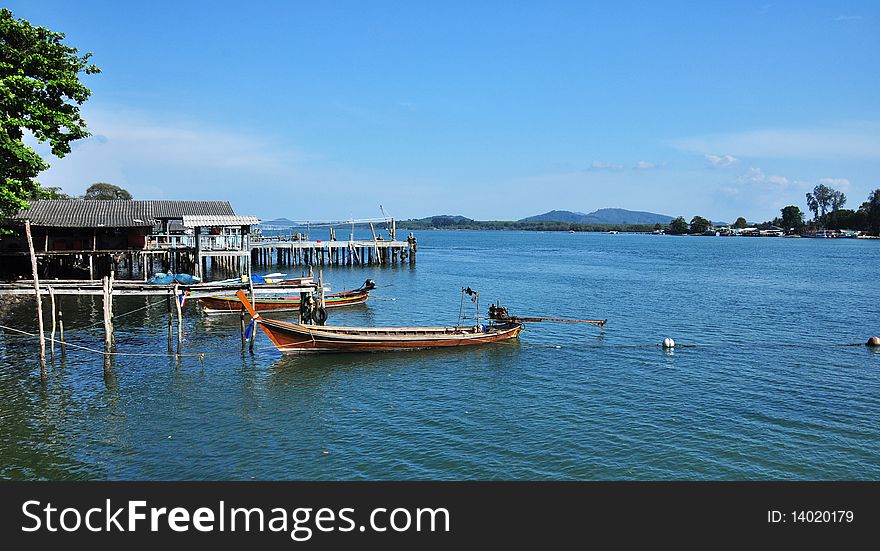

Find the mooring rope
[[0, 323, 876, 360], [66, 296, 170, 332], [0, 323, 210, 358]]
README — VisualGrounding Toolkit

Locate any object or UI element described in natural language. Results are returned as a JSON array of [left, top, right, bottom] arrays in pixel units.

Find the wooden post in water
[[58, 310, 65, 357], [318, 270, 325, 310], [101, 276, 113, 374], [25, 220, 47, 382], [108, 270, 115, 346], [101, 284, 112, 371], [166, 294, 173, 352], [240, 307, 246, 350], [48, 286, 56, 358], [369, 223, 381, 265], [173, 284, 183, 351]]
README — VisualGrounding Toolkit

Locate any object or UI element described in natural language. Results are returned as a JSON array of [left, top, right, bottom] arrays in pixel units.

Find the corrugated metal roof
[[150, 200, 234, 218], [10, 200, 155, 228], [9, 200, 244, 228], [182, 215, 261, 227]]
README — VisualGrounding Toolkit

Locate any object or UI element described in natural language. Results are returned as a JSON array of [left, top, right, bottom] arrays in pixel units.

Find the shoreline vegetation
[[393, 218, 880, 238], [394, 185, 880, 237]]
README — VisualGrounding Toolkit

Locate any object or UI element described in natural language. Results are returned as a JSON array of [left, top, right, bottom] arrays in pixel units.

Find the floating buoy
[[867, 336, 880, 347], [662, 338, 675, 349]]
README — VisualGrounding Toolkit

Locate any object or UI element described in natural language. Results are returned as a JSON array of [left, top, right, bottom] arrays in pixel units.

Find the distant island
[[520, 208, 673, 226], [258, 209, 712, 233], [259, 189, 880, 237], [395, 208, 675, 232]]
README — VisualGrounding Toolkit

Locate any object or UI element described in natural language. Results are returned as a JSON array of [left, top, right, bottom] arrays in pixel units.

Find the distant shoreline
[[259, 225, 880, 239]]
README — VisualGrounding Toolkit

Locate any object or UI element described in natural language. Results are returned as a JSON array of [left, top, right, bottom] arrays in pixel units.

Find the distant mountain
[[521, 208, 673, 225], [258, 217, 299, 228], [406, 215, 475, 227], [519, 210, 590, 223]]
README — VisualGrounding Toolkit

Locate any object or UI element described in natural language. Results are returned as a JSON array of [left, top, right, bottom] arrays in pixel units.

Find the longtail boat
[[198, 279, 375, 314], [235, 289, 522, 353]]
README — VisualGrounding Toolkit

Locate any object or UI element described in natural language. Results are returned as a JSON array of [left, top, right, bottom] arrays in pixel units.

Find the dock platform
[[251, 236, 417, 267]]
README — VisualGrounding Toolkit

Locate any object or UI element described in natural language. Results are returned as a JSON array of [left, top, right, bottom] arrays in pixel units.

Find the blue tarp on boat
[[146, 273, 201, 285]]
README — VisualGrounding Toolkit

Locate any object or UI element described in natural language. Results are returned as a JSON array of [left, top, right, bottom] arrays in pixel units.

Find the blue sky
[[9, 1, 880, 222]]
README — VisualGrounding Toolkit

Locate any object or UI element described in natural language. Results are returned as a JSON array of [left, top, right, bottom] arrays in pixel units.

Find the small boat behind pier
[[198, 279, 375, 314]]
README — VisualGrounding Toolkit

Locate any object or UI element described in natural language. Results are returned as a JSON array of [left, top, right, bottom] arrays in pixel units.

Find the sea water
[[1, 231, 878, 479]]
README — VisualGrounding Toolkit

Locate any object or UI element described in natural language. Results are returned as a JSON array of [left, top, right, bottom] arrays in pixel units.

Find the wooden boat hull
[[198, 289, 369, 313], [256, 318, 523, 353]]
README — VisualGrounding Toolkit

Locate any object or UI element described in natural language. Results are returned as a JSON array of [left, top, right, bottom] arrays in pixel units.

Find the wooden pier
[[251, 234, 417, 267]]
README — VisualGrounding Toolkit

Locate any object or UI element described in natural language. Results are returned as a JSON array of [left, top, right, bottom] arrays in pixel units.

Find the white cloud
[[28, 107, 318, 197], [633, 160, 667, 170], [671, 123, 880, 160], [704, 154, 739, 168], [738, 167, 789, 186], [588, 160, 624, 171]]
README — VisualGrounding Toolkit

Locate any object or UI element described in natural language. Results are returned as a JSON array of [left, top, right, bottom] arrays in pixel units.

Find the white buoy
[[662, 337, 675, 349]]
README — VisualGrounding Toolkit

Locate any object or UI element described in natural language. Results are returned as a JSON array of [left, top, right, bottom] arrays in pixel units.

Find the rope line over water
[[66, 296, 169, 332], [0, 324, 212, 358], [1, 323, 876, 361]]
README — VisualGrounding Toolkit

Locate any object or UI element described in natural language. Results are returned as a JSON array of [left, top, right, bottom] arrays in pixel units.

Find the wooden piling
[[58, 310, 65, 357], [25, 220, 47, 381], [101, 276, 113, 353], [240, 307, 246, 349], [48, 286, 56, 358], [167, 294, 173, 351], [369, 223, 381, 264], [108, 270, 115, 345], [173, 284, 183, 351]]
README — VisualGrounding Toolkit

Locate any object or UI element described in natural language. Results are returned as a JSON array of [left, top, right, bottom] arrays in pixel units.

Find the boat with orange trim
[[198, 279, 374, 314], [234, 288, 523, 353]]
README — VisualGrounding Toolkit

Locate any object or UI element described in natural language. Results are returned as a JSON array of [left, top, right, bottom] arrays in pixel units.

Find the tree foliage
[[805, 184, 846, 220], [860, 188, 880, 235], [822, 209, 865, 230], [667, 216, 689, 235], [689, 216, 711, 234], [84, 182, 132, 200], [0, 8, 100, 219], [779, 205, 804, 229], [733, 217, 748, 229]]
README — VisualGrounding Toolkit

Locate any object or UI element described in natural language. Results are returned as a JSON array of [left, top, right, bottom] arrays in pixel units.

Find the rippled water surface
[[1, 231, 879, 480]]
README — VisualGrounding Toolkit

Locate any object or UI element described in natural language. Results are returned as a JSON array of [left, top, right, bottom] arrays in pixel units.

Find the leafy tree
[[823, 209, 864, 230], [859, 188, 880, 235], [733, 217, 748, 229], [689, 215, 711, 234], [829, 190, 846, 212], [779, 205, 804, 230], [805, 183, 847, 221], [84, 182, 132, 200], [667, 216, 689, 235], [805, 192, 819, 220], [806, 184, 831, 219], [0, 8, 100, 220]]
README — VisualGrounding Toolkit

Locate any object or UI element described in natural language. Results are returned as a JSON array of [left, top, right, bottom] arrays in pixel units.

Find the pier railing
[[251, 235, 417, 267]]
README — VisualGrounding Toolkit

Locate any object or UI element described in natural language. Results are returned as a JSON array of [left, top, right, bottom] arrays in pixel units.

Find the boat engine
[[488, 304, 510, 321], [300, 294, 315, 323], [360, 279, 377, 291]]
